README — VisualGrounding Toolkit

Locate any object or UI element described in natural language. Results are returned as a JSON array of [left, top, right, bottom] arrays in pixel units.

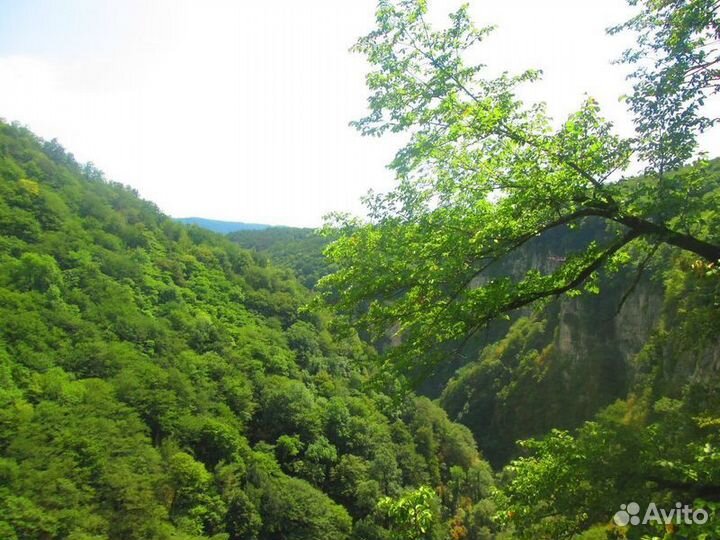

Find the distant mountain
[[175, 216, 269, 233]]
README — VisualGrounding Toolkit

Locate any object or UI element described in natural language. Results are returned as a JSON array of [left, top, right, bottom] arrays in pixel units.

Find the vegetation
[[2, 0, 720, 539], [317, 0, 720, 538], [230, 227, 334, 289], [320, 0, 720, 378], [0, 121, 497, 539]]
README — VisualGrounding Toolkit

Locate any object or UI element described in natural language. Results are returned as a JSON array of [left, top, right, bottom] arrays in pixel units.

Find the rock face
[[437, 224, 718, 467]]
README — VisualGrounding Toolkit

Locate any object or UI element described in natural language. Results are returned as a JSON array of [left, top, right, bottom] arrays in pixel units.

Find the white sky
[[0, 0, 716, 227]]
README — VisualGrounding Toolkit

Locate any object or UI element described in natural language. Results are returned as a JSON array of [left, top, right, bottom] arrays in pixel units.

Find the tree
[[376, 486, 440, 540], [226, 490, 262, 540], [609, 0, 720, 172], [320, 0, 720, 378], [499, 386, 720, 539], [255, 475, 352, 540], [370, 444, 402, 496], [10, 253, 63, 293]]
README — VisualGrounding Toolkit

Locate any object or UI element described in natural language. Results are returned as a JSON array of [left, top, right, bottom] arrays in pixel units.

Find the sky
[[0, 0, 716, 227]]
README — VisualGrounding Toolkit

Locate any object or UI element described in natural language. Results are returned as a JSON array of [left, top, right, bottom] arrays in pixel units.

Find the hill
[[229, 227, 334, 289], [3, 118, 719, 539], [175, 217, 269, 234], [0, 121, 498, 540]]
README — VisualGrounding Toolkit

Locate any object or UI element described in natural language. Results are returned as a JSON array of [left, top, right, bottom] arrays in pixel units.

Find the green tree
[[255, 475, 352, 540], [499, 385, 720, 539], [10, 253, 63, 293], [296, 436, 338, 486], [609, 0, 720, 171], [370, 445, 402, 496], [226, 490, 262, 540], [320, 0, 720, 378], [166, 451, 218, 531], [376, 486, 440, 540]]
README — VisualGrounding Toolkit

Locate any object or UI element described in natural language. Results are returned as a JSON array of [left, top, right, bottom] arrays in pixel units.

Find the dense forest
[[230, 163, 720, 539], [230, 228, 334, 289], [0, 122, 499, 539], [2, 0, 720, 539]]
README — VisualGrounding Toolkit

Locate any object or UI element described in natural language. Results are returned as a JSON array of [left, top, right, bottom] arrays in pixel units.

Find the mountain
[[228, 220, 664, 467], [175, 217, 269, 234], [0, 121, 498, 539], [2, 118, 719, 540], [232, 185, 720, 471], [311, 157, 720, 537], [230, 227, 334, 288], [426, 164, 720, 466]]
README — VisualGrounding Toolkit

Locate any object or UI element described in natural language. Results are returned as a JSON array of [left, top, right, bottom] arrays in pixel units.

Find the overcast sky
[[0, 0, 715, 227]]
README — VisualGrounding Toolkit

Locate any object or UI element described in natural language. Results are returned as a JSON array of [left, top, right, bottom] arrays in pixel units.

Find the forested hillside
[[3, 0, 720, 538], [230, 227, 333, 289], [0, 121, 499, 540]]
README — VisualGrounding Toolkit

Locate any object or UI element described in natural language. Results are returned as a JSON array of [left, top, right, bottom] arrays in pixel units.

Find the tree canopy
[[0, 120, 497, 539], [320, 0, 720, 379]]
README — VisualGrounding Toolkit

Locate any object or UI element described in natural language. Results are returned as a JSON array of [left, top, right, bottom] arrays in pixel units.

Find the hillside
[[425, 163, 720, 465], [0, 121, 499, 540], [227, 184, 720, 475], [2, 123, 720, 539], [230, 227, 334, 289], [227, 214, 717, 470]]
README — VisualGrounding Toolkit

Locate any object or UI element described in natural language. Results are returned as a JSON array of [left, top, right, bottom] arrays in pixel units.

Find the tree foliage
[[320, 0, 720, 379], [0, 120, 494, 539]]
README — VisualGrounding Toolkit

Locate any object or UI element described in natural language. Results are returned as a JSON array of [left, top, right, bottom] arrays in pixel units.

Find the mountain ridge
[[175, 217, 270, 234]]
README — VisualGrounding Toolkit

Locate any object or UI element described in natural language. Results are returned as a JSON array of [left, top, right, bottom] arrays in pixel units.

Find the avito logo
[[613, 501, 708, 527]]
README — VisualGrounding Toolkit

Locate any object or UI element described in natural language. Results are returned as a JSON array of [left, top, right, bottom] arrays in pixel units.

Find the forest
[[1, 0, 720, 539]]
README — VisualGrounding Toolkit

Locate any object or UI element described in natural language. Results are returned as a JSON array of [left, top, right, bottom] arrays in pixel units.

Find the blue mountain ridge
[[175, 217, 270, 234]]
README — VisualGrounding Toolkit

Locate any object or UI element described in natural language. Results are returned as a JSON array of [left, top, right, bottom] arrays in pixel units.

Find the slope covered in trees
[[0, 121, 498, 540], [3, 0, 720, 537], [230, 227, 334, 289]]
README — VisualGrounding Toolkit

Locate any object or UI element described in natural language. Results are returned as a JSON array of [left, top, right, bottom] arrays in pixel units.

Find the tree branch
[[614, 243, 659, 317]]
